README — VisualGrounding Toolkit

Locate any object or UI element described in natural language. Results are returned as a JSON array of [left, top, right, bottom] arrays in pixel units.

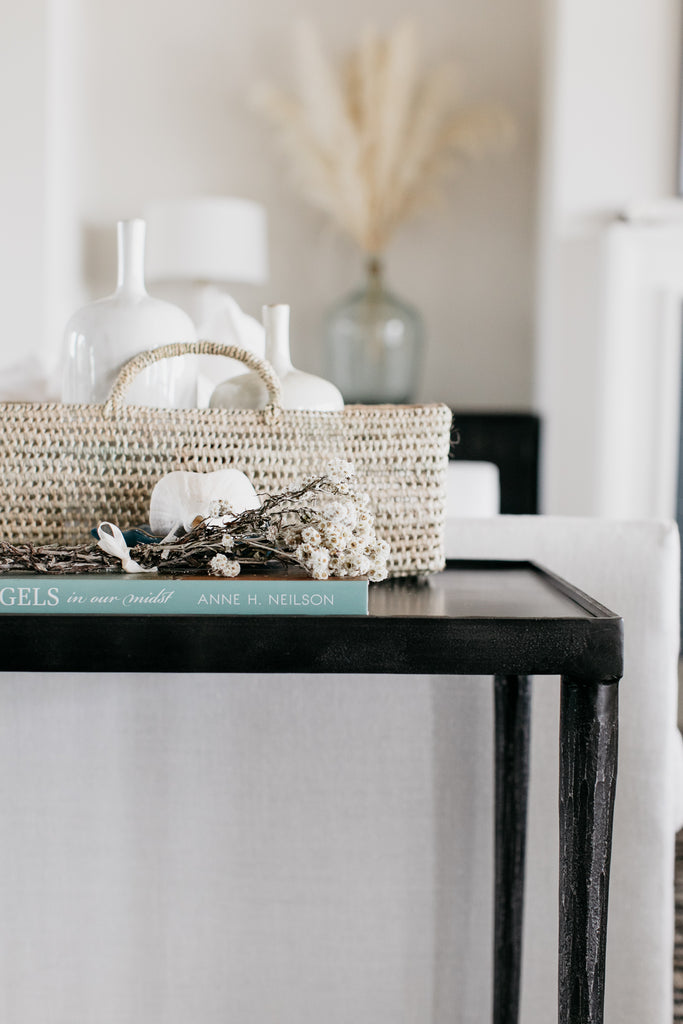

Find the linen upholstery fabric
[[445, 516, 682, 1024], [0, 516, 678, 1024], [446, 460, 500, 517]]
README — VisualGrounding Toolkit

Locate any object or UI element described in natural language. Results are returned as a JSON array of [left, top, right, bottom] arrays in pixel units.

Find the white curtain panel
[[0, 516, 678, 1024]]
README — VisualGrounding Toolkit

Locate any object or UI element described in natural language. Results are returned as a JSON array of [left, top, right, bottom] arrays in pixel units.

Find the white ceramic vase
[[61, 219, 197, 407], [209, 304, 344, 411]]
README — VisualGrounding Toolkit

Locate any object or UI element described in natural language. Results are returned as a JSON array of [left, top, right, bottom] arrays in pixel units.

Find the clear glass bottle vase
[[324, 257, 424, 404]]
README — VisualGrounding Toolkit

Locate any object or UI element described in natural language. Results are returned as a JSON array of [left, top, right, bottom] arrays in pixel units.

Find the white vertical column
[[534, 0, 682, 514], [0, 0, 50, 370], [43, 0, 84, 378], [0, 0, 83, 388], [594, 221, 683, 520], [537, 216, 683, 520]]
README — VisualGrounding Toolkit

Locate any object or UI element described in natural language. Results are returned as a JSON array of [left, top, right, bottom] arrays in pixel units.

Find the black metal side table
[[450, 412, 541, 514], [0, 559, 623, 1024]]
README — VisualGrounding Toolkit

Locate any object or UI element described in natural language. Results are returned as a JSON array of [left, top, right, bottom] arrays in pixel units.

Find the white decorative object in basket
[[0, 343, 452, 576], [210, 304, 343, 411], [149, 468, 260, 537]]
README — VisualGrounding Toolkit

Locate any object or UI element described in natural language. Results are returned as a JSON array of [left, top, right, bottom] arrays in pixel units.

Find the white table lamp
[[143, 197, 269, 404], [144, 196, 268, 286]]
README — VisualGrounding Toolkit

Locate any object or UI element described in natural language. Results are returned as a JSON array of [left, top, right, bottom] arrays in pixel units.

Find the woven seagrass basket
[[0, 342, 452, 577]]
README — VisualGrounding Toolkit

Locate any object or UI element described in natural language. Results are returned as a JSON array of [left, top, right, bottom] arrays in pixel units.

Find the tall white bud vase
[[210, 304, 344, 410], [61, 219, 197, 407]]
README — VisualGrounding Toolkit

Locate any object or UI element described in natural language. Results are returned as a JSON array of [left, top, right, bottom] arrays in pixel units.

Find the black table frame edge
[[0, 560, 624, 680]]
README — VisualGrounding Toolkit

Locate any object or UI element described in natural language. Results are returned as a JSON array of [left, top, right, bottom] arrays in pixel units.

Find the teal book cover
[[0, 570, 369, 616]]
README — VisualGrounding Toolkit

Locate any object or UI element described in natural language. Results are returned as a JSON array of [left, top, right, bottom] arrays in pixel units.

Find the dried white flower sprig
[[142, 458, 389, 581], [0, 464, 390, 581], [254, 19, 513, 253]]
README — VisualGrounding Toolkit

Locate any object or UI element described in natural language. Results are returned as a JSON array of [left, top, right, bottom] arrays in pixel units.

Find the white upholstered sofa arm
[[445, 515, 681, 1024]]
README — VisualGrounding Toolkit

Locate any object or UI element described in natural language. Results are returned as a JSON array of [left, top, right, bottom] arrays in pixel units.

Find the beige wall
[[1, 0, 542, 409]]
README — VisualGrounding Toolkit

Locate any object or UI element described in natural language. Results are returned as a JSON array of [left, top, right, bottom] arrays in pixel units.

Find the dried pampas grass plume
[[253, 19, 514, 253]]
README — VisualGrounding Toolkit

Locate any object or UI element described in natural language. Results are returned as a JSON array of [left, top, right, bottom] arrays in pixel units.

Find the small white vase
[[61, 219, 198, 407], [210, 304, 344, 410]]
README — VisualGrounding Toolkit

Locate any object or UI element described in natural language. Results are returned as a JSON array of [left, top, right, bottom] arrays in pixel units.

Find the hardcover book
[[0, 568, 368, 616]]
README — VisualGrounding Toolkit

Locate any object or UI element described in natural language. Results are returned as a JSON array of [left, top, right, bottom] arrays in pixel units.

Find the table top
[[371, 562, 601, 619], [0, 560, 623, 679]]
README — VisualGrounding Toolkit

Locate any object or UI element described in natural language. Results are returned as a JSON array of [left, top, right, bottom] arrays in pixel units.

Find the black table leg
[[494, 674, 531, 1024], [559, 677, 619, 1024]]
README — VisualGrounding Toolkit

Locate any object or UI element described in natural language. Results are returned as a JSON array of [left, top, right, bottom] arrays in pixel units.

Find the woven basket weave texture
[[0, 343, 452, 577]]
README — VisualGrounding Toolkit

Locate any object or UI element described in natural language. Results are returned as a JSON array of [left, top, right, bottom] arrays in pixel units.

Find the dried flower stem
[[0, 543, 114, 574], [254, 19, 513, 253], [0, 468, 391, 582]]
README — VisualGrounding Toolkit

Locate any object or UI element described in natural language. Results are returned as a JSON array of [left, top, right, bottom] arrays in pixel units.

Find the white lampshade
[[144, 197, 268, 284]]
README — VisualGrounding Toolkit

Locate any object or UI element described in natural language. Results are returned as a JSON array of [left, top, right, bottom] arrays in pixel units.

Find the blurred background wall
[[0, 0, 541, 409], [2, 0, 683, 513]]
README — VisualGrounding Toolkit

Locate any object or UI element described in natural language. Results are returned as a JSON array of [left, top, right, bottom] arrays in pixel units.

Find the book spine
[[0, 578, 368, 616]]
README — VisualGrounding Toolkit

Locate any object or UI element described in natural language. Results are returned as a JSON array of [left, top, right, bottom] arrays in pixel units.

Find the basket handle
[[102, 341, 283, 416]]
